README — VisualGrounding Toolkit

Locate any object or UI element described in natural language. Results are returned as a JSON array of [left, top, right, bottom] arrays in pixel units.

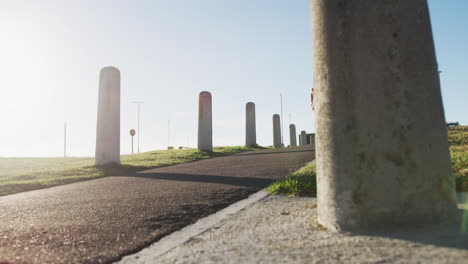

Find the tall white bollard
[[198, 91, 213, 151], [245, 102, 257, 147], [300, 131, 307, 146], [289, 124, 297, 147], [312, 0, 456, 231], [95, 66, 121, 165], [273, 114, 282, 148]]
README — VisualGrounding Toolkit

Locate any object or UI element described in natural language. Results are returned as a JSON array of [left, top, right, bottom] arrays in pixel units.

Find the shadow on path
[[122, 172, 275, 188]]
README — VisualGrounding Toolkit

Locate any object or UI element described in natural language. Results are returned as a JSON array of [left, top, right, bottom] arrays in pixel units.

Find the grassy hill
[[0, 146, 266, 197]]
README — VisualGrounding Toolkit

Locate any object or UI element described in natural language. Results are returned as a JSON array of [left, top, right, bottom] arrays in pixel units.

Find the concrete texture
[[245, 102, 256, 147], [289, 124, 297, 147], [300, 131, 307, 146], [95, 66, 120, 165], [311, 0, 456, 231], [272, 114, 281, 148], [151, 195, 468, 264], [198, 91, 213, 151], [0, 146, 314, 264]]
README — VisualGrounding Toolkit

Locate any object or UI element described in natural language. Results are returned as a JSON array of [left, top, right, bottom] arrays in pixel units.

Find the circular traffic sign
[[130, 129, 136, 136]]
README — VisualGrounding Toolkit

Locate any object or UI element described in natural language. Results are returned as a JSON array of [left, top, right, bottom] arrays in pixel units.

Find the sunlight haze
[[0, 0, 466, 157]]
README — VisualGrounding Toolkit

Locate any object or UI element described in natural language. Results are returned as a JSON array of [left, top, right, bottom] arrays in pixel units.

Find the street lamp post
[[280, 93, 284, 146], [168, 120, 171, 147], [133, 101, 144, 153]]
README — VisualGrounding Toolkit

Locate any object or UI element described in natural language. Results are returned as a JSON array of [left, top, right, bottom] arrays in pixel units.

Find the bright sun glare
[[0, 13, 60, 120]]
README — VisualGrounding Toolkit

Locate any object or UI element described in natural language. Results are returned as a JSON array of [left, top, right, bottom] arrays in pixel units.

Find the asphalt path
[[0, 145, 314, 264]]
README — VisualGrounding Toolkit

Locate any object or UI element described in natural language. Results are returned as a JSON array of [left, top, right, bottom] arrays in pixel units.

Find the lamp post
[[64, 122, 67, 158], [168, 120, 171, 147], [133, 101, 144, 153]]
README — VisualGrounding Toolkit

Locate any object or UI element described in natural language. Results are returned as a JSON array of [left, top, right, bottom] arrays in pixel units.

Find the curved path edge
[[117, 189, 269, 263]]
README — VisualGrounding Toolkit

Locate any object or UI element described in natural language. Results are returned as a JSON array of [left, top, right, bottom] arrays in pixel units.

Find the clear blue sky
[[0, 0, 466, 157]]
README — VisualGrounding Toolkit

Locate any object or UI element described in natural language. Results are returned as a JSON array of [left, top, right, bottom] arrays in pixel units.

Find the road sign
[[130, 129, 136, 154]]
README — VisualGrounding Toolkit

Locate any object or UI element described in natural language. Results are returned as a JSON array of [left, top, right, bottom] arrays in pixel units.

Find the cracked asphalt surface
[[0, 145, 314, 264]]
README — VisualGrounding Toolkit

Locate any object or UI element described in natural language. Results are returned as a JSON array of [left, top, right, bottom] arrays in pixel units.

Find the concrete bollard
[[309, 133, 315, 145], [95, 66, 121, 165], [300, 131, 307, 146], [273, 114, 282, 148], [312, 0, 456, 231], [198, 91, 213, 151], [245, 102, 257, 147], [289, 124, 297, 147], [298, 134, 302, 146]]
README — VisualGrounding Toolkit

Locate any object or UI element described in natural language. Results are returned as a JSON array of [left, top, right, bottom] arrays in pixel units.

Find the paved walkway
[[0, 145, 314, 264], [150, 195, 468, 264]]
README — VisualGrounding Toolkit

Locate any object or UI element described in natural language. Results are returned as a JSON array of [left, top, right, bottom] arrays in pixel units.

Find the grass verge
[[267, 164, 317, 196], [0, 146, 267, 197]]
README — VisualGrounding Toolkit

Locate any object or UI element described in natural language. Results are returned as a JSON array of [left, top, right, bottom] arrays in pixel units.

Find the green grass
[[268, 126, 468, 196], [0, 146, 267, 197], [449, 126, 468, 191], [268, 164, 317, 196]]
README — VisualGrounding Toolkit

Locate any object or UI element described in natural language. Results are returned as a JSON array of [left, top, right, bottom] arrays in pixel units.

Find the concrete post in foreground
[[198, 91, 213, 151], [272, 114, 281, 148], [312, 0, 456, 231], [95, 66, 121, 165], [300, 131, 307, 146], [245, 102, 257, 147], [298, 135, 302, 146], [289, 124, 297, 147]]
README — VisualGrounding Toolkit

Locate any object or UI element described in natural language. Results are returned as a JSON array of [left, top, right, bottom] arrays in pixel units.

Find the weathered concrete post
[[245, 102, 257, 147], [300, 131, 307, 146], [95, 66, 121, 165], [198, 91, 213, 151], [272, 114, 281, 148], [289, 124, 297, 147], [312, 0, 456, 231]]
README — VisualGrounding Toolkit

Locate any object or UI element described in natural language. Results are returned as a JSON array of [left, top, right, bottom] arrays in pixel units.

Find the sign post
[[130, 129, 136, 154]]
